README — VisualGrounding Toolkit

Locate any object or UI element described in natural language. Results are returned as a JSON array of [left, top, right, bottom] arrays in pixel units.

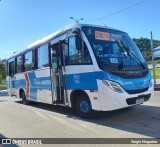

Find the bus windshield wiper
[[115, 39, 127, 58], [120, 40, 145, 69], [115, 39, 126, 70]]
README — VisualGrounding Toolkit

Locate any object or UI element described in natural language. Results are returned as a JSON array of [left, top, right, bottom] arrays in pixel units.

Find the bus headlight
[[103, 80, 125, 93]]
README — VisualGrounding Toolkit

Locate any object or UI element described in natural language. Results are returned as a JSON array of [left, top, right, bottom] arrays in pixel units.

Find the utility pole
[[150, 31, 156, 85]]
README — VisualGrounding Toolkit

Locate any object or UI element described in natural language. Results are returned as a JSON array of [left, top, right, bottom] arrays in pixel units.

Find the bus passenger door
[[50, 42, 67, 104]]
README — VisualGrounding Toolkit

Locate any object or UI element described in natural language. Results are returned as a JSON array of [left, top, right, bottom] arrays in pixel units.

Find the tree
[[0, 75, 2, 84], [133, 37, 159, 62], [0, 60, 6, 79]]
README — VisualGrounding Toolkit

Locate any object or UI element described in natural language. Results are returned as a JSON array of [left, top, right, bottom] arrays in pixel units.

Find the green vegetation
[[134, 38, 160, 79], [0, 79, 6, 88], [0, 60, 6, 79], [150, 68, 160, 79], [0, 74, 6, 88], [147, 60, 160, 65], [0, 75, 2, 84], [0, 59, 6, 87], [133, 37, 160, 62], [0, 82, 6, 88]]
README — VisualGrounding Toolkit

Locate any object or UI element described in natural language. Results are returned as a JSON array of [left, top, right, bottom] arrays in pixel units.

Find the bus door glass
[[50, 42, 66, 104]]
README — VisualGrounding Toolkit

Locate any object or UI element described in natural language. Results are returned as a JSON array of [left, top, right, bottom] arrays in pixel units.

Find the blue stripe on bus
[[65, 70, 151, 91], [12, 70, 151, 95], [66, 72, 98, 90]]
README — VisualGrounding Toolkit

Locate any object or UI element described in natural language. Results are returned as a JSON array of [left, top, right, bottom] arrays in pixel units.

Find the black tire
[[21, 91, 29, 105], [75, 94, 95, 118]]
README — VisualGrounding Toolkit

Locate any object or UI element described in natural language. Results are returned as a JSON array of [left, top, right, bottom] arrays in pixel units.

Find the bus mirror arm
[[76, 35, 82, 51], [72, 28, 80, 35], [66, 28, 80, 39], [60, 40, 68, 46]]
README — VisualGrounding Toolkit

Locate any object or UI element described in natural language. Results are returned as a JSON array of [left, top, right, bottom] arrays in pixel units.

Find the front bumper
[[96, 80, 154, 111]]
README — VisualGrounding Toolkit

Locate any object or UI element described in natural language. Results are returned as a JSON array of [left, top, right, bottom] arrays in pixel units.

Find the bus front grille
[[126, 87, 149, 94]]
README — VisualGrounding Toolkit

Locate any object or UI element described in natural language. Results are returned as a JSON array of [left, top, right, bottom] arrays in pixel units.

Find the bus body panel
[[11, 68, 53, 104], [65, 69, 154, 111], [65, 65, 102, 110], [65, 65, 97, 90], [6, 77, 17, 96], [97, 79, 154, 111], [6, 76, 11, 96]]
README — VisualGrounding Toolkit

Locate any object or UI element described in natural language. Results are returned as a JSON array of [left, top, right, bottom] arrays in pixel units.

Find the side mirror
[[76, 35, 82, 50]]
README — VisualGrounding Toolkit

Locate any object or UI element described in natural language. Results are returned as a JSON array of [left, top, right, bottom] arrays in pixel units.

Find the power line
[[90, 0, 147, 23]]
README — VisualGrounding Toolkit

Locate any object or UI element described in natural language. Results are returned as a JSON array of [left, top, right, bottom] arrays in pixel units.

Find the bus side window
[[9, 61, 15, 77], [16, 55, 22, 73], [24, 51, 33, 72], [68, 37, 78, 64], [67, 36, 92, 65], [37, 44, 49, 69]]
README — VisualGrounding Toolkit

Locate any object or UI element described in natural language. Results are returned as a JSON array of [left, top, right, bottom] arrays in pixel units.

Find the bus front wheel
[[75, 94, 95, 118], [21, 91, 29, 105]]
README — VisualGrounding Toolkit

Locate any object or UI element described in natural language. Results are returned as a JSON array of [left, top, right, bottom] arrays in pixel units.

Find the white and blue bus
[[6, 23, 154, 118]]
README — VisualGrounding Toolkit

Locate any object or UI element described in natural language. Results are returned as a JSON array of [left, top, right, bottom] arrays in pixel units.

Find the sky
[[0, 0, 160, 59]]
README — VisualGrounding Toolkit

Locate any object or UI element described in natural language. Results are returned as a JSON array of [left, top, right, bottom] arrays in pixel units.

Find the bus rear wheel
[[75, 94, 95, 118], [21, 91, 29, 105]]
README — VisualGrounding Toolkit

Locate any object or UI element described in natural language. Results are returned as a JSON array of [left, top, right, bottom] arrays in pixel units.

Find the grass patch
[[150, 68, 160, 79], [0, 80, 6, 88]]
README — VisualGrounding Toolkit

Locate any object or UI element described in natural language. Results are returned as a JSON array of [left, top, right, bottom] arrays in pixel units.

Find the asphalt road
[[0, 90, 160, 145]]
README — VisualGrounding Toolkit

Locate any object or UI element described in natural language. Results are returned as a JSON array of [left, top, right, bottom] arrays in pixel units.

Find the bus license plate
[[136, 97, 144, 104]]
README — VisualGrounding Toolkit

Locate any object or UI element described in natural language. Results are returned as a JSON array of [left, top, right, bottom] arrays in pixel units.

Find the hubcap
[[80, 100, 90, 113]]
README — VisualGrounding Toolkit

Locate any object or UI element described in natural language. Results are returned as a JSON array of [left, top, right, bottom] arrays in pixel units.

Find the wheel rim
[[22, 93, 25, 101], [80, 100, 90, 113]]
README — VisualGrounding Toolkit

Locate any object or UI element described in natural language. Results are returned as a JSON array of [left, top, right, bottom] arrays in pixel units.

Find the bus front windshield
[[82, 26, 148, 71]]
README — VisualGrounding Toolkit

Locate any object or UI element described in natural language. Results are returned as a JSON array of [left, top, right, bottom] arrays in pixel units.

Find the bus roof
[[7, 23, 125, 60]]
